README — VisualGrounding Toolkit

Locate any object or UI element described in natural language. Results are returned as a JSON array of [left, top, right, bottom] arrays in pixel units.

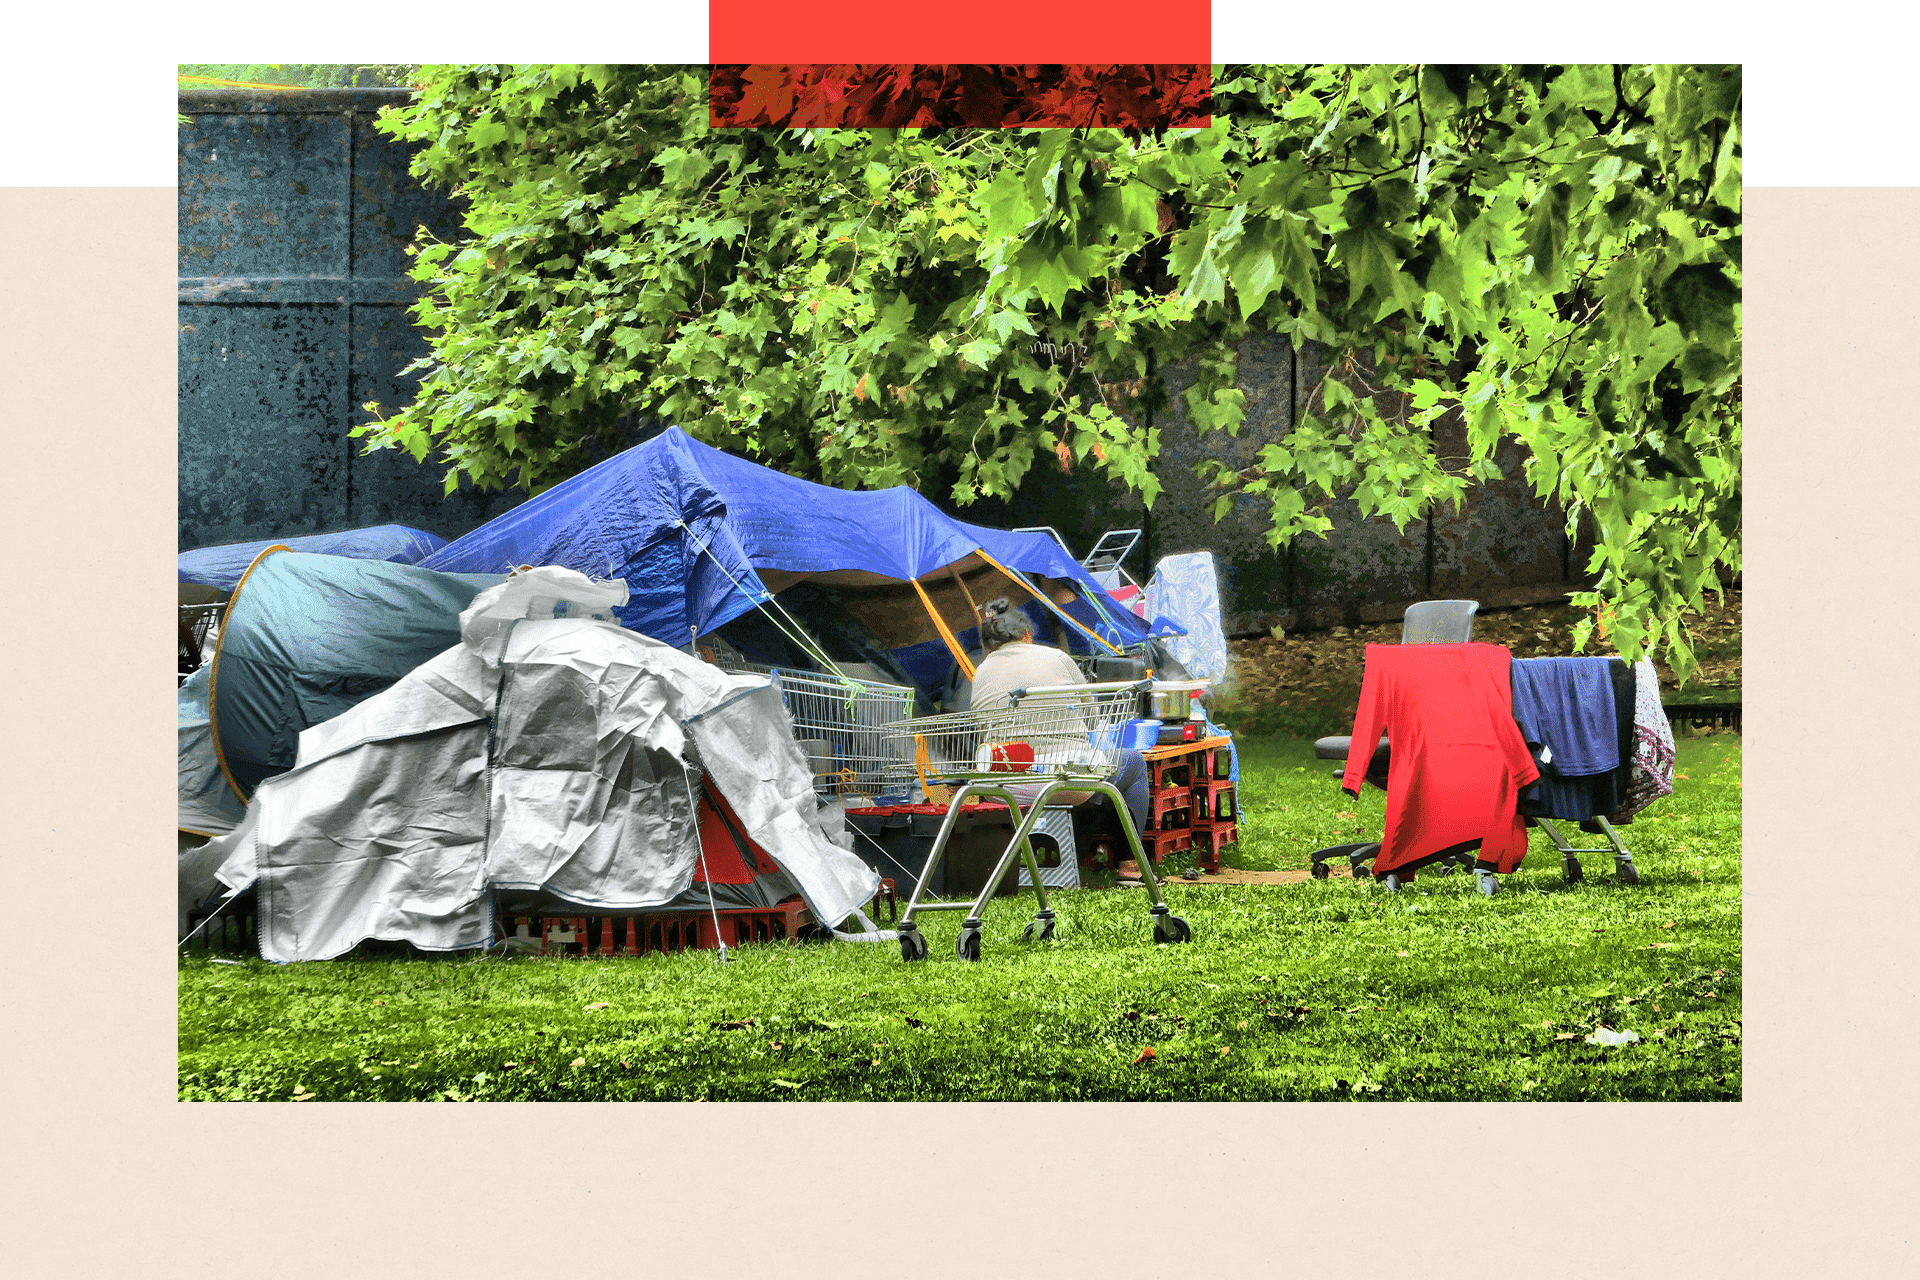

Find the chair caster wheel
[[1310, 862, 1330, 880], [1382, 874, 1403, 893], [1475, 871, 1500, 896], [956, 927, 981, 962], [1153, 914, 1192, 945], [1022, 917, 1056, 942], [1618, 862, 1643, 886], [899, 930, 929, 961]]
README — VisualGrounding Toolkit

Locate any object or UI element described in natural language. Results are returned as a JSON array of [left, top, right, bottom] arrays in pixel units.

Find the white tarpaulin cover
[[198, 568, 878, 962], [177, 665, 246, 838], [1144, 551, 1228, 683]]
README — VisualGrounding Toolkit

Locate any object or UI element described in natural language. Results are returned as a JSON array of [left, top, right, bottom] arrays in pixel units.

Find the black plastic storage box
[[844, 804, 1023, 899]]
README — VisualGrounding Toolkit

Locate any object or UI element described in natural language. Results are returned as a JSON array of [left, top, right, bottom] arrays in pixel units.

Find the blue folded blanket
[[1510, 657, 1620, 777]]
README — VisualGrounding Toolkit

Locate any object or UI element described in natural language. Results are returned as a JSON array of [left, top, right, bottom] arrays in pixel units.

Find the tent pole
[[946, 561, 983, 626]]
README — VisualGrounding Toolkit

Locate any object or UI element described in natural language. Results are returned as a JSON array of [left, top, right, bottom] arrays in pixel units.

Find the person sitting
[[966, 597, 1151, 837]]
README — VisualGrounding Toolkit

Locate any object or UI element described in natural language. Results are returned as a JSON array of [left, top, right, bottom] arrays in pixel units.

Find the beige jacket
[[968, 641, 1084, 712]]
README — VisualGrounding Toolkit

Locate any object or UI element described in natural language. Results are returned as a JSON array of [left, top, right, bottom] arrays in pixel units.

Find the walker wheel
[[1022, 919, 1056, 943], [899, 931, 929, 962], [1153, 914, 1193, 945], [956, 928, 982, 962], [1564, 858, 1585, 884], [1309, 862, 1330, 880], [1618, 862, 1643, 886]]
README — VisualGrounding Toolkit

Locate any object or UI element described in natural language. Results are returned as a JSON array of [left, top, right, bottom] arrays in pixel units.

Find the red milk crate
[[1195, 780, 1237, 823], [1150, 804, 1193, 833], [1150, 754, 1198, 791], [1150, 786, 1194, 822], [1190, 823, 1239, 871], [1140, 829, 1195, 863], [509, 898, 814, 957]]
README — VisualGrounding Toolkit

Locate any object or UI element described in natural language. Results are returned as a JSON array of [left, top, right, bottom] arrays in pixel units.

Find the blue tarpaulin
[[418, 428, 1149, 649], [179, 524, 447, 590]]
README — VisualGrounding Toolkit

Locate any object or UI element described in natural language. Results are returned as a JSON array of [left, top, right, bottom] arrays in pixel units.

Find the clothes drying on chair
[[1610, 658, 1677, 823], [1516, 657, 1635, 821], [1508, 656, 1622, 777], [1342, 643, 1539, 876]]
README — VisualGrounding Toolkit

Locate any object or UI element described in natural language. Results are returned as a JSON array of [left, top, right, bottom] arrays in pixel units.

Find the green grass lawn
[[178, 736, 1741, 1102]]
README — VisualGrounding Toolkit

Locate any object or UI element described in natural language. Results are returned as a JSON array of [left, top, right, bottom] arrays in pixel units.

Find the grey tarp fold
[[202, 568, 879, 962]]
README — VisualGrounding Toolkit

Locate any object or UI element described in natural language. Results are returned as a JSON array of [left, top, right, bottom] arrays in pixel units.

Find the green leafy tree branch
[[357, 63, 1739, 677]]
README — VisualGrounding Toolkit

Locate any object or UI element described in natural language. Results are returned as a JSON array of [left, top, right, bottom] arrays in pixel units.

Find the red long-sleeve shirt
[[1342, 643, 1540, 875]]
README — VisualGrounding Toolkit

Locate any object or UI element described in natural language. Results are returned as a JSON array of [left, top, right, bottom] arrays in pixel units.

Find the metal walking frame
[[881, 679, 1194, 962]]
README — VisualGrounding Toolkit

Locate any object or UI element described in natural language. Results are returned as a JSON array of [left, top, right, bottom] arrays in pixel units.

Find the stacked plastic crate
[[1140, 738, 1238, 872]]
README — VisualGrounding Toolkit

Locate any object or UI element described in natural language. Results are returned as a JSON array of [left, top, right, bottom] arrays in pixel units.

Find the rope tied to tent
[[909, 576, 977, 679], [972, 548, 1127, 656], [672, 519, 865, 707]]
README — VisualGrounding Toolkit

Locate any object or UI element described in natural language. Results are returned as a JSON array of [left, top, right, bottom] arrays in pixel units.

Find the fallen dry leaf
[[1133, 1046, 1157, 1066], [570, 1057, 586, 1068], [584, 1001, 610, 1011], [1554, 1032, 1578, 1041]]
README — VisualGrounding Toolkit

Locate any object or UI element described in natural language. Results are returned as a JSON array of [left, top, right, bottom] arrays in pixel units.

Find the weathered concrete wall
[[973, 332, 1593, 636], [178, 89, 524, 550]]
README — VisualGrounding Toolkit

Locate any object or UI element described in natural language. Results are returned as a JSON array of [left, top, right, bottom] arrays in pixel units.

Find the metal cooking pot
[[1148, 680, 1208, 721]]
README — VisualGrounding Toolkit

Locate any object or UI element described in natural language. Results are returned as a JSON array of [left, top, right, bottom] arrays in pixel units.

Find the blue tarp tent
[[179, 524, 448, 591], [418, 428, 1149, 654]]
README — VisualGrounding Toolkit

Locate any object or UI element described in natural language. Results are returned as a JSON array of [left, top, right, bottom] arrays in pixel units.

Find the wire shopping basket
[[712, 656, 919, 803], [877, 679, 1194, 962], [884, 680, 1143, 789]]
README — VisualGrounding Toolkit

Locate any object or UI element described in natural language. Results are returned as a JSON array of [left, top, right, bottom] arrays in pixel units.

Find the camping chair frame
[[882, 680, 1192, 961], [1529, 815, 1644, 886]]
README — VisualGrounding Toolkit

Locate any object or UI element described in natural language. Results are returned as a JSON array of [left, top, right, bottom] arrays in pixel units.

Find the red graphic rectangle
[[710, 64, 1211, 129]]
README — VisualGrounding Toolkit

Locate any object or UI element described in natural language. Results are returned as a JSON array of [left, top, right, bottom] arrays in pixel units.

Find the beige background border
[[0, 183, 1909, 1274]]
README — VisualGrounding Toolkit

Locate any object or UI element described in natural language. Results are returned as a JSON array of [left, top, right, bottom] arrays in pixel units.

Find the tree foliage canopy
[[361, 63, 1740, 675]]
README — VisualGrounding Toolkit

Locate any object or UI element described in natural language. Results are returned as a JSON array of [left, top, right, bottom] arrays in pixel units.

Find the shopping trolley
[[713, 658, 920, 803], [881, 679, 1194, 962]]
